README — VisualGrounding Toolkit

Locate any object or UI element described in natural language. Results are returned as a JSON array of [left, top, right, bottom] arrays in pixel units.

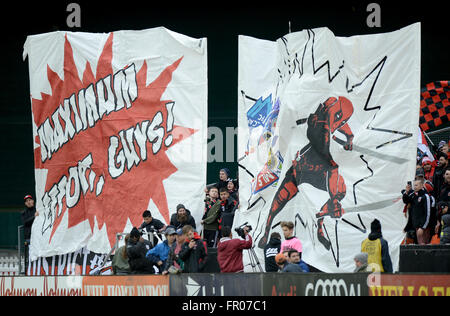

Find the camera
[[235, 222, 252, 238]]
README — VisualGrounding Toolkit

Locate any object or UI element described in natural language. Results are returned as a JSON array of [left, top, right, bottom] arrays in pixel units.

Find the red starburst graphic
[[31, 33, 197, 248]]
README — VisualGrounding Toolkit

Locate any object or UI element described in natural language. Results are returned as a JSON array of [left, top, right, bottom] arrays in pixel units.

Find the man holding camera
[[126, 227, 156, 274], [217, 225, 252, 273]]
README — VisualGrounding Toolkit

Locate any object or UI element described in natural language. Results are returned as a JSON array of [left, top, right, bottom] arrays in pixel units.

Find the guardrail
[[1, 273, 449, 296], [0, 256, 19, 276]]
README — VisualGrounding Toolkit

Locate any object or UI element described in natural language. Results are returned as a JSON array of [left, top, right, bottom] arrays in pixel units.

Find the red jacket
[[217, 234, 252, 273]]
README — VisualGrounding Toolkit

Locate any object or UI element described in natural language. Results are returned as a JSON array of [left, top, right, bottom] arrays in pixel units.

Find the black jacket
[[139, 218, 165, 245], [403, 189, 435, 229], [170, 209, 196, 230], [126, 239, 155, 274], [432, 166, 447, 199], [21, 206, 36, 240], [439, 182, 450, 203], [178, 234, 207, 273], [139, 218, 165, 233], [219, 197, 238, 230], [264, 237, 281, 272]]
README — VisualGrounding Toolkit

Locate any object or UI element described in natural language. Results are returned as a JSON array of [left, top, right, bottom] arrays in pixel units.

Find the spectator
[[139, 210, 166, 244], [112, 234, 131, 275], [217, 226, 252, 273], [21, 195, 38, 245], [263, 232, 282, 272], [217, 168, 232, 190], [126, 227, 156, 274], [218, 187, 238, 231], [288, 249, 309, 272], [438, 141, 449, 159], [227, 180, 239, 202], [178, 225, 208, 273], [402, 182, 417, 244], [280, 221, 302, 253], [21, 194, 38, 270], [162, 228, 185, 274], [422, 156, 435, 182], [201, 186, 221, 247], [274, 253, 304, 273], [440, 213, 450, 244], [353, 252, 370, 273], [402, 179, 435, 244], [432, 152, 448, 200], [170, 204, 196, 230], [146, 226, 178, 273], [361, 219, 393, 273], [205, 168, 233, 193], [438, 168, 450, 203], [435, 201, 448, 239]]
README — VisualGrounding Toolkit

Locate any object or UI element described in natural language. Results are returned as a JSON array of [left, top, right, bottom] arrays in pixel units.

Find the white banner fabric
[[23, 28, 207, 260], [236, 23, 421, 272]]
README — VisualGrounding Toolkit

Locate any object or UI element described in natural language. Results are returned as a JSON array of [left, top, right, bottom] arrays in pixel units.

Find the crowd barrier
[[1, 273, 449, 296], [399, 245, 450, 273]]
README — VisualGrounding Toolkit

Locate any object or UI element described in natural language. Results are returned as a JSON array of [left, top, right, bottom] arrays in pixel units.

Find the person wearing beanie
[[421, 156, 435, 182], [353, 252, 370, 272], [126, 227, 156, 274], [170, 204, 196, 230], [361, 219, 393, 273], [204, 168, 234, 194]]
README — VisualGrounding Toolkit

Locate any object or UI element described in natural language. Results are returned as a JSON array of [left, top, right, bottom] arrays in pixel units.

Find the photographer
[[217, 225, 252, 273], [126, 227, 157, 274]]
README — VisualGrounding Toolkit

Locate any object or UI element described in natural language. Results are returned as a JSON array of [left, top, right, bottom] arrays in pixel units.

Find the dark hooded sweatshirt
[[264, 237, 281, 272]]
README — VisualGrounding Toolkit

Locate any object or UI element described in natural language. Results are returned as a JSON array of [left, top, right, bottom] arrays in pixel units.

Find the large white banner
[[23, 28, 207, 260], [236, 23, 421, 272]]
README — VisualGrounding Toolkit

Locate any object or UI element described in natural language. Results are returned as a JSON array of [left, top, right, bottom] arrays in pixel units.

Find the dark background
[[0, 0, 449, 216]]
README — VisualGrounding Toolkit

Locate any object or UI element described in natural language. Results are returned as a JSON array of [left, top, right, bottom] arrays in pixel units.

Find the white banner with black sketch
[[235, 23, 420, 272]]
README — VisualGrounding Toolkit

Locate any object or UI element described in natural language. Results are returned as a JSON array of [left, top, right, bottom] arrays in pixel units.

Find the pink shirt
[[281, 236, 303, 253]]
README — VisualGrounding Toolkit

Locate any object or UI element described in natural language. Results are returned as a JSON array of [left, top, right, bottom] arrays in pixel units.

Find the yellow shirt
[[361, 238, 384, 272]]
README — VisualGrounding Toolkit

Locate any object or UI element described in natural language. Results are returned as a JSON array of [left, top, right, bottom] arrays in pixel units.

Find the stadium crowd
[[23, 139, 450, 275]]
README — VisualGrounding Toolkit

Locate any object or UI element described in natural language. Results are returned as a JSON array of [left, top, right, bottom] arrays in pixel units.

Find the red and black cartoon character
[[258, 96, 354, 250]]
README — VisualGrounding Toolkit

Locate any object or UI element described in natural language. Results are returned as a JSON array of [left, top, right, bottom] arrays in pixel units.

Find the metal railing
[[0, 256, 20, 276], [92, 230, 163, 275], [17, 225, 25, 275]]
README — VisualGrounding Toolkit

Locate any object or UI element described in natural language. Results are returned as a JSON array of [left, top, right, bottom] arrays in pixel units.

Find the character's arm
[[337, 123, 354, 151]]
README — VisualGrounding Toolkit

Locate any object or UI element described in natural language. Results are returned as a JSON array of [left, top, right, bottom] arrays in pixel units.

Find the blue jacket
[[298, 260, 310, 272], [146, 240, 170, 263]]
